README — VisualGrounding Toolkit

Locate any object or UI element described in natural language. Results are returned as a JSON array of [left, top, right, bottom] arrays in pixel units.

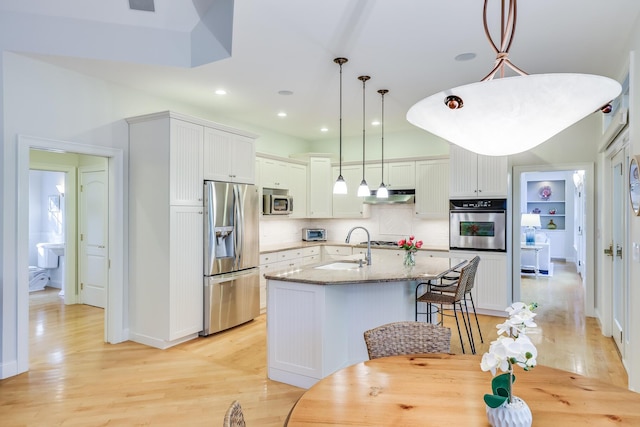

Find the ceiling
[[3, 0, 640, 143]]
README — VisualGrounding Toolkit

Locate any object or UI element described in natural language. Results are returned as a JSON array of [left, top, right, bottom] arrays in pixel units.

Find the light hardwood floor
[[0, 261, 627, 426]]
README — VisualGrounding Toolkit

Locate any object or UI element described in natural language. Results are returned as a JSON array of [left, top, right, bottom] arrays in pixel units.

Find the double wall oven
[[449, 199, 507, 252]]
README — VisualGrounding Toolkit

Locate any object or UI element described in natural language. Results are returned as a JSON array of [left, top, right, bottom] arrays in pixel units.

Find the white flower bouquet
[[480, 302, 539, 408]]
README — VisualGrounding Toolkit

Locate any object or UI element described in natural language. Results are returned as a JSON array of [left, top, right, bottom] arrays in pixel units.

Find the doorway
[[512, 163, 595, 317], [15, 135, 125, 375]]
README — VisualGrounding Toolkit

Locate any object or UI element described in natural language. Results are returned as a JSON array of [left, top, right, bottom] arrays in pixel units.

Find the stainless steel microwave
[[263, 194, 293, 215]]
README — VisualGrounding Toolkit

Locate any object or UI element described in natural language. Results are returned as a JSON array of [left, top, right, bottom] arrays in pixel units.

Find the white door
[[574, 176, 585, 278], [79, 168, 108, 308], [610, 149, 626, 356]]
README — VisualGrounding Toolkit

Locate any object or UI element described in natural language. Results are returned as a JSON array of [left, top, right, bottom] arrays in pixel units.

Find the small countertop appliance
[[302, 228, 326, 241]]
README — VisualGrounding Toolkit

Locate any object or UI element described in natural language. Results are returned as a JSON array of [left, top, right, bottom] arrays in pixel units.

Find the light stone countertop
[[263, 252, 465, 285]]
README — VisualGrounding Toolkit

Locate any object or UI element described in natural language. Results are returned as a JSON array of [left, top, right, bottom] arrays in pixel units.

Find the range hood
[[363, 189, 415, 204]]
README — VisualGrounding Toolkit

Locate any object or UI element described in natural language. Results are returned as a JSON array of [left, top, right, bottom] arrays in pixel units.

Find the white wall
[[0, 52, 311, 378], [623, 16, 640, 391], [260, 204, 449, 251], [309, 127, 450, 163]]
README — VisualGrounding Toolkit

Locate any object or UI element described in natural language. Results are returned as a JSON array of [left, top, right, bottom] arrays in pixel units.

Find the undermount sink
[[314, 262, 362, 271]]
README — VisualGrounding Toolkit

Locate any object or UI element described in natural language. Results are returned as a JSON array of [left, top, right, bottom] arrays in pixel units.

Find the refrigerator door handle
[[234, 185, 244, 270], [205, 182, 216, 274]]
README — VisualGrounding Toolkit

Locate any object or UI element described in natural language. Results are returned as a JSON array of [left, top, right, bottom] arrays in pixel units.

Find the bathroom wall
[[28, 170, 65, 287]]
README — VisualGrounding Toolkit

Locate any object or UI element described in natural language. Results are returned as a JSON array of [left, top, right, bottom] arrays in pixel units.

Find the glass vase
[[403, 251, 416, 267]]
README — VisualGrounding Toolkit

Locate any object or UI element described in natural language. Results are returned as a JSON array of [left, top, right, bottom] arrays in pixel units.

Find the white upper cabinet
[[332, 164, 366, 218], [415, 159, 449, 218], [387, 161, 416, 189], [308, 157, 333, 218], [288, 163, 307, 218], [365, 163, 388, 190], [260, 158, 289, 189], [169, 119, 204, 206], [257, 156, 308, 218], [449, 145, 508, 198], [203, 127, 256, 184]]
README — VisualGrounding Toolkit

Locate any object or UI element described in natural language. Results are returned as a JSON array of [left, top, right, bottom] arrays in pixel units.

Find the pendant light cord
[[380, 90, 386, 179], [338, 59, 344, 176], [358, 76, 371, 181]]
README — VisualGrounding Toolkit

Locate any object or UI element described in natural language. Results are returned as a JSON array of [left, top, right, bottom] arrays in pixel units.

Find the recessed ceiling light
[[215, 89, 227, 95], [278, 90, 294, 96], [371, 120, 380, 126], [454, 52, 476, 61], [320, 127, 329, 132], [277, 112, 287, 117]]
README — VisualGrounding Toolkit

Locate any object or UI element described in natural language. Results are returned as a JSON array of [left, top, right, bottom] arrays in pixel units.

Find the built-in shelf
[[526, 180, 566, 230]]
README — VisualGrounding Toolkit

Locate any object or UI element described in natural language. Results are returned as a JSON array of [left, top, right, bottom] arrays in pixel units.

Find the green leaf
[[491, 373, 515, 395], [484, 393, 508, 408]]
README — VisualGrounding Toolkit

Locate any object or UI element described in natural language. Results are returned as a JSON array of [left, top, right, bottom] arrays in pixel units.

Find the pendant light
[[406, 0, 621, 156], [376, 89, 389, 199], [332, 57, 348, 195], [357, 75, 371, 197]]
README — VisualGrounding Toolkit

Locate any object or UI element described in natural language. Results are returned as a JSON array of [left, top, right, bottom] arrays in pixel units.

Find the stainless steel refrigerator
[[202, 180, 260, 336]]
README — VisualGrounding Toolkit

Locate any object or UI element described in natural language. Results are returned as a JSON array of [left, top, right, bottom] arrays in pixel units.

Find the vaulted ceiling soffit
[[0, 0, 234, 68]]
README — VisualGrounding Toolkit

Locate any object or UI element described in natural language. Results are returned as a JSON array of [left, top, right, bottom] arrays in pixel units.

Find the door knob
[[604, 243, 613, 257]]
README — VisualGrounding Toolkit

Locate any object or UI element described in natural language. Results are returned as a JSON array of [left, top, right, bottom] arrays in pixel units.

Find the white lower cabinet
[[168, 207, 204, 340], [450, 251, 509, 314], [259, 246, 321, 312]]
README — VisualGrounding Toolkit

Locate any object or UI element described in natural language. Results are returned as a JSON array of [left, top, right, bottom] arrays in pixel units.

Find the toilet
[[28, 243, 62, 292], [28, 266, 49, 292]]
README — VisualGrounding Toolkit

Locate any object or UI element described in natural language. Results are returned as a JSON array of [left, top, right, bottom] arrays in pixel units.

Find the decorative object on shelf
[[481, 302, 538, 427], [332, 57, 348, 195], [530, 208, 540, 214], [548, 209, 556, 215], [521, 214, 540, 245], [405, 0, 621, 156], [397, 236, 422, 267], [630, 155, 640, 216], [376, 89, 389, 199], [547, 219, 557, 229], [538, 185, 552, 200]]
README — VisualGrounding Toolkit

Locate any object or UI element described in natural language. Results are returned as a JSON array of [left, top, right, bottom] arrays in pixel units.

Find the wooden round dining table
[[285, 353, 640, 426]]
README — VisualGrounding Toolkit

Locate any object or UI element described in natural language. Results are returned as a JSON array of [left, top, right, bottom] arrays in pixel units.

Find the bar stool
[[415, 260, 478, 354], [432, 256, 483, 350]]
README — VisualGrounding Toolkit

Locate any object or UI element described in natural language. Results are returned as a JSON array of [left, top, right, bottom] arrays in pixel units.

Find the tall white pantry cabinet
[[127, 111, 257, 349]]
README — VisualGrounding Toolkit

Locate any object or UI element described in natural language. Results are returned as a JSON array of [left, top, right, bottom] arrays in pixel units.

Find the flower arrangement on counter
[[397, 236, 422, 266], [481, 302, 539, 410], [397, 235, 423, 252]]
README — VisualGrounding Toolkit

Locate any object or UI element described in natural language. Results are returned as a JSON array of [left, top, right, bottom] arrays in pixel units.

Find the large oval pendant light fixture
[[406, 0, 622, 156], [377, 89, 389, 199], [333, 57, 348, 194], [357, 75, 371, 197]]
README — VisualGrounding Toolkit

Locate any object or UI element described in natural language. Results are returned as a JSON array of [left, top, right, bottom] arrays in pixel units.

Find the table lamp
[[521, 213, 541, 245]]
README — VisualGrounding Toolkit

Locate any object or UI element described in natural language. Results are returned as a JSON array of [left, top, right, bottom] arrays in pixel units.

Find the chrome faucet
[[345, 226, 371, 265]]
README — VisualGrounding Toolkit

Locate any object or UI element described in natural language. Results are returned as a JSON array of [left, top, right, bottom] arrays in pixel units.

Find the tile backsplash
[[259, 204, 448, 250]]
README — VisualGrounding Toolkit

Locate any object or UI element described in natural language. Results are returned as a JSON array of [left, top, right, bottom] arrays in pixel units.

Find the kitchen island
[[265, 253, 464, 388]]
